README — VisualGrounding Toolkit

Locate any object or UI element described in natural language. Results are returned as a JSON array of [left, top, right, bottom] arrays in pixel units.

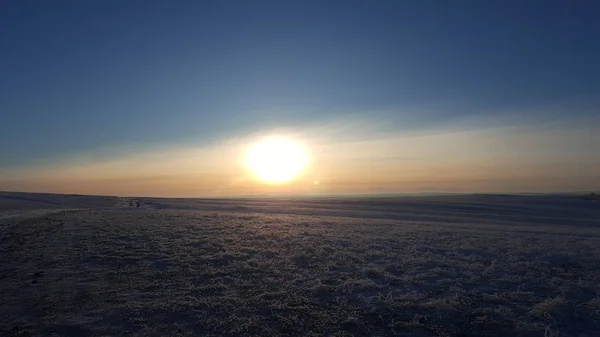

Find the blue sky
[[1, 1, 599, 195]]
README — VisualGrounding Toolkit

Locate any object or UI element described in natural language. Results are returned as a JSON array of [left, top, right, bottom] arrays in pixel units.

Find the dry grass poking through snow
[[1, 208, 600, 336]]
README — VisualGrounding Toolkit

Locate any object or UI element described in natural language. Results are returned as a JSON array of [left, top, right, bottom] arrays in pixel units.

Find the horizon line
[[1, 189, 596, 200]]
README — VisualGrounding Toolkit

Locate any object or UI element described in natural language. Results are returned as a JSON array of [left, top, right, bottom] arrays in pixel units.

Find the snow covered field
[[1, 192, 599, 336]]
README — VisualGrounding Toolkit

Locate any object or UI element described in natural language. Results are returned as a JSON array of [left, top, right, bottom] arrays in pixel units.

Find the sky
[[1, 0, 599, 197]]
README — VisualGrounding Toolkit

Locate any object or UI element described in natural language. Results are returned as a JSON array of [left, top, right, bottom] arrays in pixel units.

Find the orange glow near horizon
[[1, 117, 599, 197]]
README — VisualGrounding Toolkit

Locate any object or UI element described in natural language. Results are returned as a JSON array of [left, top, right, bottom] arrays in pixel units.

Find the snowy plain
[[1, 191, 599, 336]]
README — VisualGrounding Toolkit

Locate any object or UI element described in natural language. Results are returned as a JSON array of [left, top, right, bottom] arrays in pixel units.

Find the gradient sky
[[1, 0, 599, 196]]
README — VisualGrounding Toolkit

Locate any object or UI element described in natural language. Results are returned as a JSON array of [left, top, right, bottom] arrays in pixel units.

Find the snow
[[1, 191, 599, 336]]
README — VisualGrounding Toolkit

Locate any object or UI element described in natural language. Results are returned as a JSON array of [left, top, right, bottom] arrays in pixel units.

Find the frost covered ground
[[1, 192, 599, 336]]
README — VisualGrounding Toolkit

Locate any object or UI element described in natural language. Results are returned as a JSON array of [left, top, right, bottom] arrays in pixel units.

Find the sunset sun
[[246, 137, 307, 183]]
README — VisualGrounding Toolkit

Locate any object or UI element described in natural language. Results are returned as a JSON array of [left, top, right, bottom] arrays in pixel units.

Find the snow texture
[[1, 191, 599, 336]]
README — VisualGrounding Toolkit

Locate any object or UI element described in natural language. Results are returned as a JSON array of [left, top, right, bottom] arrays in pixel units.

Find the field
[[1, 192, 600, 336]]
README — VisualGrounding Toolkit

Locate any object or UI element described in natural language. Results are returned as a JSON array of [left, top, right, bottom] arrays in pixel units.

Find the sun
[[246, 137, 307, 183]]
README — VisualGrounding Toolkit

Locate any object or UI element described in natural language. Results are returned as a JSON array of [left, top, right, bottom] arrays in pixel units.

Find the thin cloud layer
[[2, 108, 598, 197]]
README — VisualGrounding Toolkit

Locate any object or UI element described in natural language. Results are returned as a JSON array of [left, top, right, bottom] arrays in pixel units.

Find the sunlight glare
[[246, 137, 307, 183]]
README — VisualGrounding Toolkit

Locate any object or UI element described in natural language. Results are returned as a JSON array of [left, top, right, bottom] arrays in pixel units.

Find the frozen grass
[[1, 195, 600, 336]]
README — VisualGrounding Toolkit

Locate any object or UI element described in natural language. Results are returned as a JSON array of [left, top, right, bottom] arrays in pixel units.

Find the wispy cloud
[[2, 101, 599, 196]]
